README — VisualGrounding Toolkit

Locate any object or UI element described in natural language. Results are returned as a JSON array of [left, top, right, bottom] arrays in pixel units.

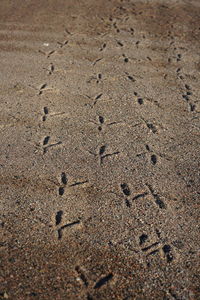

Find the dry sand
[[0, 0, 200, 299]]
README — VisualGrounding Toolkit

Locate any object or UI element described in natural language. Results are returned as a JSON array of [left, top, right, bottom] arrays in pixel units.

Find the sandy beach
[[0, 0, 200, 299]]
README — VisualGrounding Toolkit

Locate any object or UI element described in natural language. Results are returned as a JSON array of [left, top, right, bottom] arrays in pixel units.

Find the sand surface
[[0, 0, 200, 299]]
